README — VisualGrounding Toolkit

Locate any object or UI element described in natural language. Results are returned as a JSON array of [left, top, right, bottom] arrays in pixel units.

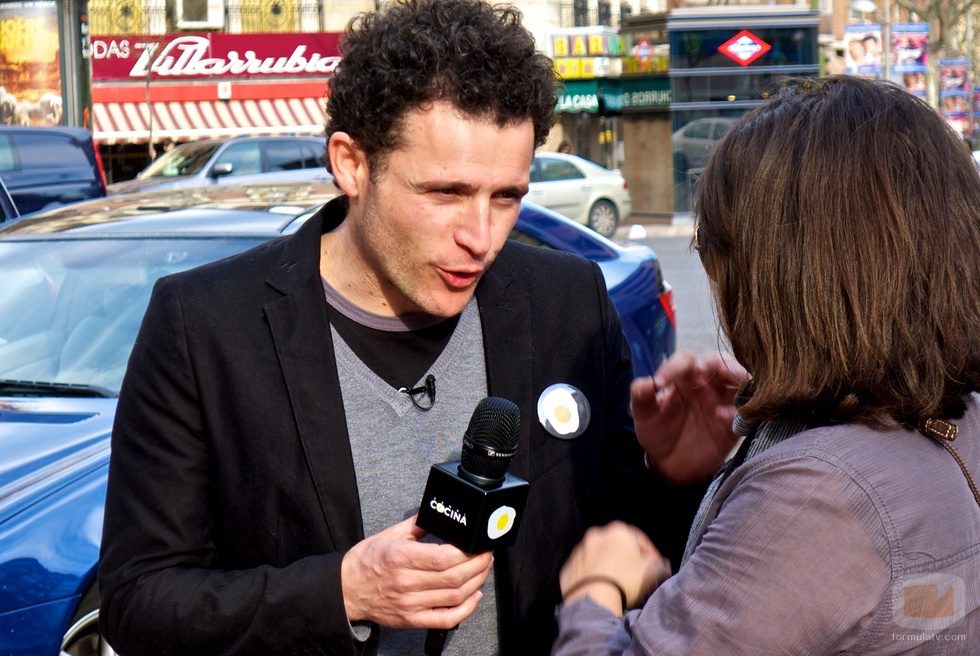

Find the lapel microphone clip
[[399, 374, 436, 411]]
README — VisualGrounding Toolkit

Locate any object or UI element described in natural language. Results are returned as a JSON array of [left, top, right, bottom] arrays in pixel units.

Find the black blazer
[[99, 204, 703, 655]]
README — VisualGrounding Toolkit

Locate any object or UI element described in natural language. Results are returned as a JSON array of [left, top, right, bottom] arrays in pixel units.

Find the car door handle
[[579, 185, 592, 191]]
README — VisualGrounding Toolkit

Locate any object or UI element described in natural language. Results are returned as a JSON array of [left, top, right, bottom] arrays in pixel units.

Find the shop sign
[[600, 81, 623, 113], [552, 35, 570, 58], [718, 30, 771, 67], [91, 32, 342, 81], [622, 54, 669, 75], [551, 30, 622, 59], [555, 57, 621, 80], [620, 78, 670, 109], [557, 80, 599, 113]]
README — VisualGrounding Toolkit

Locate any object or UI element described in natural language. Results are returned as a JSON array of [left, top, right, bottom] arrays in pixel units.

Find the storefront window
[[672, 70, 815, 104], [670, 28, 816, 70]]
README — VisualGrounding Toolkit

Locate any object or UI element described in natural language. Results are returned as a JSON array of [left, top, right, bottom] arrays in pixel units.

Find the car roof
[[176, 135, 326, 147], [0, 181, 341, 239], [534, 151, 615, 173], [0, 125, 94, 141]]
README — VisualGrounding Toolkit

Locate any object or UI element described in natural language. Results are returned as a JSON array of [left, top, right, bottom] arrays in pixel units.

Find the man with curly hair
[[99, 1, 715, 653]]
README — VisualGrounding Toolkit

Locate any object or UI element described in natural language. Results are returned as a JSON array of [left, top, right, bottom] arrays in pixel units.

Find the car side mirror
[[211, 162, 234, 178]]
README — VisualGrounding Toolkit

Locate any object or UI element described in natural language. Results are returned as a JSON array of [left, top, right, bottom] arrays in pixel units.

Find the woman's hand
[[632, 351, 747, 485], [560, 522, 671, 616]]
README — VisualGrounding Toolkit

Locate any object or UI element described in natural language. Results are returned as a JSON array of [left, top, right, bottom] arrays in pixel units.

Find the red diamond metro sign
[[718, 30, 771, 66]]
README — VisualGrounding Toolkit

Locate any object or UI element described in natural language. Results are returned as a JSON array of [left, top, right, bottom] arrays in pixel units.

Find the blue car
[[0, 126, 107, 216], [0, 182, 675, 656]]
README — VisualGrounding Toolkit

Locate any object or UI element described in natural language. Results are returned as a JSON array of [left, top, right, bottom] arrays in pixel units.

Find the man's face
[[340, 101, 533, 317]]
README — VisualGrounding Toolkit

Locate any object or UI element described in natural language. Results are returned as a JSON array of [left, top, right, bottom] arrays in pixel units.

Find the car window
[[302, 142, 327, 169], [712, 122, 732, 139], [264, 140, 307, 171], [216, 142, 262, 175], [0, 238, 264, 393], [529, 160, 541, 183], [10, 133, 90, 170], [141, 143, 220, 179], [539, 159, 584, 182], [508, 227, 554, 249], [0, 134, 16, 172], [684, 121, 710, 139]]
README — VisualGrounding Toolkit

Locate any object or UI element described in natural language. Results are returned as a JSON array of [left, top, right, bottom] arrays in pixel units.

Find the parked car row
[[0, 129, 634, 241], [0, 130, 332, 220], [0, 181, 675, 655]]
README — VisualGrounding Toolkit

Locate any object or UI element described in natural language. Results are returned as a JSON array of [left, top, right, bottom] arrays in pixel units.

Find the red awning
[[92, 97, 327, 144]]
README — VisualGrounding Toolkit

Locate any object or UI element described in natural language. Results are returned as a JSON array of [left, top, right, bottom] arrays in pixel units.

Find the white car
[[526, 152, 631, 237]]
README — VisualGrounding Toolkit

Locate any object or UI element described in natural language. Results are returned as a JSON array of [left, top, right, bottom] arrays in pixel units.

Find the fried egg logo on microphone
[[487, 505, 516, 539], [430, 498, 467, 526], [537, 384, 591, 439]]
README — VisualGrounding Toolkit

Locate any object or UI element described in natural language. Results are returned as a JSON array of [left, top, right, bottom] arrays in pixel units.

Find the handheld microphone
[[416, 396, 529, 552], [416, 397, 529, 656]]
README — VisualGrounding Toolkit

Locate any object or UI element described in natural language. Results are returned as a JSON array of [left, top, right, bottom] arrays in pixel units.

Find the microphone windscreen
[[460, 397, 520, 482]]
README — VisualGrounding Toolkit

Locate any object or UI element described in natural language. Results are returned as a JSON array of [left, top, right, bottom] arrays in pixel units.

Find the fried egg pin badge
[[537, 384, 591, 439]]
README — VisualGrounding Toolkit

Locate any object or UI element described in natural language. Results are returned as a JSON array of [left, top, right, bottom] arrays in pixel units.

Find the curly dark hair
[[325, 0, 557, 176]]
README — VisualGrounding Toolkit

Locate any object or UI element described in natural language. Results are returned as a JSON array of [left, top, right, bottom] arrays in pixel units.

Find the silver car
[[108, 136, 330, 195], [526, 152, 632, 237], [672, 118, 736, 170]]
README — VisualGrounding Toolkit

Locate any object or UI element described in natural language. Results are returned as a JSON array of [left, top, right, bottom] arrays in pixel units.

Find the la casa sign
[[91, 32, 342, 80]]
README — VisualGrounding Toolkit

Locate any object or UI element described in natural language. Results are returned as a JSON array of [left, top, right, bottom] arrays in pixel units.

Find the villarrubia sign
[[91, 32, 342, 81], [718, 30, 771, 66]]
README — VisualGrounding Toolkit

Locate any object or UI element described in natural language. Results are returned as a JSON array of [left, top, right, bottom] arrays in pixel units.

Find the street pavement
[[613, 219, 728, 357]]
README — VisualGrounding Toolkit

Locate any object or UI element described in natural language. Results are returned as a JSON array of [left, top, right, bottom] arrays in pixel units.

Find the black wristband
[[562, 575, 628, 613]]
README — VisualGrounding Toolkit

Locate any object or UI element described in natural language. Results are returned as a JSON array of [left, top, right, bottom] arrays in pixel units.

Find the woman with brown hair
[[553, 76, 980, 654]]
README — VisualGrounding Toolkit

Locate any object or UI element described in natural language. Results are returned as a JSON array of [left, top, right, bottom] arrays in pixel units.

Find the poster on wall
[[940, 57, 970, 137], [891, 22, 928, 97], [0, 0, 62, 125], [844, 24, 882, 77]]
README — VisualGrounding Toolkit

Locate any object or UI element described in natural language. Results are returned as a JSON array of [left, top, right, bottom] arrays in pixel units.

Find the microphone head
[[459, 397, 521, 487]]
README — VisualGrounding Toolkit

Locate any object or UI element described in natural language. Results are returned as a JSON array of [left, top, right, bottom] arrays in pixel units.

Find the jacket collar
[[265, 196, 347, 296], [263, 196, 363, 551]]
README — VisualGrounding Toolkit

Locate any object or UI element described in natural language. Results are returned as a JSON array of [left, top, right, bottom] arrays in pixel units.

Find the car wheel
[[588, 199, 619, 237], [61, 587, 117, 656]]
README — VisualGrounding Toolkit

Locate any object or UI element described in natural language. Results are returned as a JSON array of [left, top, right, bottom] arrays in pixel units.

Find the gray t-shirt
[[330, 296, 499, 655]]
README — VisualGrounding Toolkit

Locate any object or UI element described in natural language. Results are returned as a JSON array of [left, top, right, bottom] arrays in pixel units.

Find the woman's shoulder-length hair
[[694, 75, 980, 429]]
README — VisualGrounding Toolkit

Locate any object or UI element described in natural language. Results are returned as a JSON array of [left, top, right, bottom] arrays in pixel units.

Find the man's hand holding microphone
[[340, 397, 527, 653], [340, 516, 492, 630]]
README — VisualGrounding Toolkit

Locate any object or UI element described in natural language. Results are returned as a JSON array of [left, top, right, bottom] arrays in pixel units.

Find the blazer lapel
[[264, 204, 363, 551], [476, 253, 533, 643]]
